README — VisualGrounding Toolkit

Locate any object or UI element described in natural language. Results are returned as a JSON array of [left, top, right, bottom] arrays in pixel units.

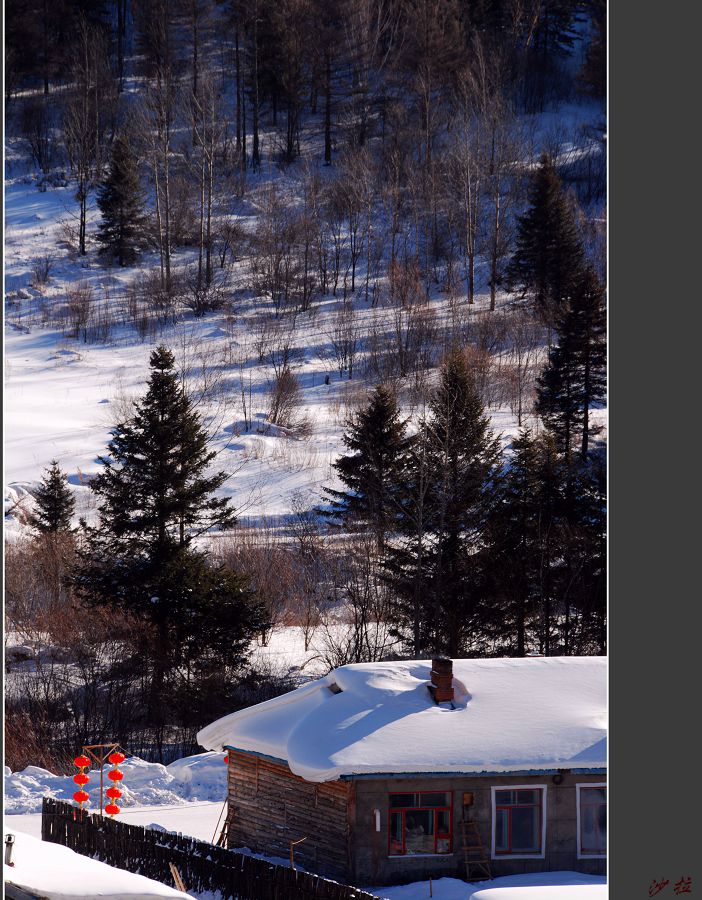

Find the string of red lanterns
[[72, 755, 91, 808], [105, 750, 126, 817]]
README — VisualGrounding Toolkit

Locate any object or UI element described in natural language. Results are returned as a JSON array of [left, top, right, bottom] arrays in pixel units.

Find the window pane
[[421, 792, 450, 807], [437, 809, 450, 835], [582, 787, 606, 805], [511, 806, 540, 852], [495, 809, 509, 852], [495, 790, 514, 805], [517, 790, 538, 805], [436, 837, 451, 853], [390, 811, 403, 855], [390, 794, 418, 808], [405, 809, 435, 855], [581, 804, 606, 852]]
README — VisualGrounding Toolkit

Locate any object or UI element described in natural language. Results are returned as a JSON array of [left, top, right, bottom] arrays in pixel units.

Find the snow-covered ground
[[4, 828, 194, 900], [4, 119, 605, 541], [5, 751, 606, 900]]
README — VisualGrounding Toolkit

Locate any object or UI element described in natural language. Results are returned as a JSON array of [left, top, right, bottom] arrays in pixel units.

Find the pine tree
[[72, 347, 265, 731], [487, 430, 543, 656], [323, 385, 412, 553], [96, 132, 148, 266], [507, 153, 585, 330], [563, 452, 606, 655], [536, 265, 606, 462], [385, 351, 502, 657], [29, 460, 75, 534], [579, 0, 606, 98]]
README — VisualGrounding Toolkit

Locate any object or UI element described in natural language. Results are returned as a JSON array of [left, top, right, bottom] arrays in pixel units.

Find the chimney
[[430, 657, 454, 703]]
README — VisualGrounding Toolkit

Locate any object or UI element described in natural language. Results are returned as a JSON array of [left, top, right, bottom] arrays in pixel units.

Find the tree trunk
[[252, 9, 260, 171], [235, 27, 242, 151], [324, 52, 332, 165]]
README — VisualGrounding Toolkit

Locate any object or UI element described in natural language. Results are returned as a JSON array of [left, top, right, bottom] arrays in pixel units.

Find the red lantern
[[104, 803, 120, 817], [73, 790, 90, 806], [108, 751, 126, 765], [73, 773, 90, 786], [74, 755, 91, 769], [107, 769, 124, 782], [223, 754, 229, 764], [106, 786, 122, 800]]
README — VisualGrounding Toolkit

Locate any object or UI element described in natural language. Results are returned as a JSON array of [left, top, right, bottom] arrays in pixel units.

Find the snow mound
[[370, 872, 606, 900], [4, 828, 194, 899], [4, 752, 227, 814]]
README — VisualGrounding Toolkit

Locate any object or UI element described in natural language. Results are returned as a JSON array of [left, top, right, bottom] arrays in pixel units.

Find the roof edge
[[340, 768, 608, 780], [224, 745, 290, 768], [222, 746, 607, 781]]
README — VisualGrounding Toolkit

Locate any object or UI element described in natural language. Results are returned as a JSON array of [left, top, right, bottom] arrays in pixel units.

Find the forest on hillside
[[4, 0, 606, 770]]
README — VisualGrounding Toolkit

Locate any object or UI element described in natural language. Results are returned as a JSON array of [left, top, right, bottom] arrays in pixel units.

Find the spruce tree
[[29, 460, 75, 534], [96, 132, 148, 266], [385, 351, 502, 657], [424, 350, 502, 656], [72, 347, 265, 730], [563, 452, 606, 655], [487, 430, 543, 656], [507, 153, 585, 330], [323, 384, 412, 553], [536, 265, 606, 462], [579, 0, 606, 98]]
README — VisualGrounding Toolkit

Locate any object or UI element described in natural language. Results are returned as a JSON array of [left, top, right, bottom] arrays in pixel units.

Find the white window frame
[[576, 782, 607, 859], [490, 784, 547, 860]]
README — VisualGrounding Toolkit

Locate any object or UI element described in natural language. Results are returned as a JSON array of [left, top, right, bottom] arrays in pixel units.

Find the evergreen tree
[[385, 351, 502, 657], [507, 153, 585, 330], [489, 432, 606, 657], [72, 347, 265, 734], [536, 265, 606, 462], [96, 131, 148, 266], [579, 0, 606, 98], [29, 460, 75, 534], [562, 451, 606, 655], [486, 430, 543, 656], [323, 384, 412, 553]]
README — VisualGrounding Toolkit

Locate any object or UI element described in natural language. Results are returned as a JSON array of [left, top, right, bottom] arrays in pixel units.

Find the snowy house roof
[[197, 657, 606, 783]]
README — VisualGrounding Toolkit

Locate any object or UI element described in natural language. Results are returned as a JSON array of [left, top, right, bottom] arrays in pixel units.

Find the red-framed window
[[494, 789, 544, 855], [388, 792, 453, 856], [578, 786, 606, 855]]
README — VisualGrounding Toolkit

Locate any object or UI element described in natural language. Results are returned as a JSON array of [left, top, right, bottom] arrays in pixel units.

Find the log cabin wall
[[226, 749, 353, 882]]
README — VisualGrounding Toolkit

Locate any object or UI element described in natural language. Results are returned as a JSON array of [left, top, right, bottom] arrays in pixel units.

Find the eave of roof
[[223, 744, 607, 781]]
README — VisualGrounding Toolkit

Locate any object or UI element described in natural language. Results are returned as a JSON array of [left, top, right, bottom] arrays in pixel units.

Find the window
[[491, 786, 546, 858], [577, 784, 607, 858], [388, 792, 452, 856]]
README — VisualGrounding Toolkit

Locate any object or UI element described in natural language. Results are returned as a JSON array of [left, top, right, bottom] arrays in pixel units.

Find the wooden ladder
[[460, 819, 492, 882]]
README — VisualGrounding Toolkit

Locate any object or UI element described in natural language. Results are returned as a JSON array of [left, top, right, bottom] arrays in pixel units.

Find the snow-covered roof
[[197, 657, 606, 783]]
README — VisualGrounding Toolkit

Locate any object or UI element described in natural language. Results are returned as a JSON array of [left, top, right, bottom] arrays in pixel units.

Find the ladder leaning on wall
[[460, 819, 492, 882]]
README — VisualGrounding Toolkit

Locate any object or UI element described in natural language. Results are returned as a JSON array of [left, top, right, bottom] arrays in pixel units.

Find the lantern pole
[[82, 743, 121, 816]]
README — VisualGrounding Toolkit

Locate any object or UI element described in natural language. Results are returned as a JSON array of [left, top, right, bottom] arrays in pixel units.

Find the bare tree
[[21, 98, 57, 174], [267, 366, 309, 435], [63, 17, 114, 255], [327, 301, 359, 379]]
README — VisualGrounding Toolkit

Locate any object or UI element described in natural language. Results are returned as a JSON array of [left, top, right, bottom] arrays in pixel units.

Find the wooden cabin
[[198, 657, 606, 887]]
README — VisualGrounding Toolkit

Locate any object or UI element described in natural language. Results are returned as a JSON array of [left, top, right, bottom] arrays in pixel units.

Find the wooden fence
[[41, 798, 379, 900]]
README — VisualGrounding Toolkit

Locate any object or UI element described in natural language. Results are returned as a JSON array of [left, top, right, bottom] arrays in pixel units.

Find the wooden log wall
[[227, 750, 353, 882], [41, 797, 378, 900]]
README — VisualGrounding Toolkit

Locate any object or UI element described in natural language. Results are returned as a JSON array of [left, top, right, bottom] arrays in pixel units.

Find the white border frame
[[490, 784, 547, 860], [576, 782, 607, 859]]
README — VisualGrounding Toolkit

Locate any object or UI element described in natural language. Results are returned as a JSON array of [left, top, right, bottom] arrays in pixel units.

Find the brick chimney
[[430, 657, 454, 703]]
